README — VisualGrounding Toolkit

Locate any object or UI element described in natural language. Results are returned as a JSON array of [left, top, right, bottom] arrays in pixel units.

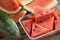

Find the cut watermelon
[[9, 10, 26, 22], [31, 22, 49, 38], [34, 7, 55, 23], [0, 0, 21, 14], [39, 16, 54, 31], [24, 0, 57, 13], [17, 0, 34, 5], [34, 7, 48, 23], [22, 20, 32, 35]]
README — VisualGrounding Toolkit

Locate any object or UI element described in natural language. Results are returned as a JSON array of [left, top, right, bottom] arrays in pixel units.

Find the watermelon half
[[24, 0, 57, 13], [0, 0, 21, 14]]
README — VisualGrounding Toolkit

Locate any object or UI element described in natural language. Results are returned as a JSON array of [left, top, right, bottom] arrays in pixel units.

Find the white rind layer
[[0, 6, 22, 14], [44, 0, 58, 10], [18, 0, 33, 6], [21, 0, 33, 5], [24, 0, 58, 13]]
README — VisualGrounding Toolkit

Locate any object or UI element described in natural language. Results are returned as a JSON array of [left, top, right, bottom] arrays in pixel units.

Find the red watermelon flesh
[[56, 9, 60, 17], [31, 22, 49, 38], [25, 0, 52, 8], [34, 7, 48, 16], [9, 10, 26, 22], [0, 0, 19, 11], [24, 0, 57, 12], [39, 16, 54, 31], [37, 0, 53, 7], [34, 7, 48, 23], [22, 20, 32, 35], [34, 7, 54, 23]]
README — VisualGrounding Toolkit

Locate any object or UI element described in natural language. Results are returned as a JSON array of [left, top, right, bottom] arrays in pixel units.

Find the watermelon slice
[[0, 0, 21, 14], [31, 22, 49, 38], [34, 7, 48, 23], [9, 10, 26, 22], [34, 7, 55, 23], [17, 0, 34, 5], [39, 16, 54, 31], [22, 20, 32, 35], [24, 0, 57, 13]]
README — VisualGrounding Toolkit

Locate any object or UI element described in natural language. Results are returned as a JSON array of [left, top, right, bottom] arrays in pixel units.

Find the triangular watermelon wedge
[[34, 7, 55, 23], [31, 22, 49, 38], [39, 16, 54, 31], [22, 20, 32, 35]]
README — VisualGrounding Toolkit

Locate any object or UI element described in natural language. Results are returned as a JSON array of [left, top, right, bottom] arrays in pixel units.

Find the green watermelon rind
[[0, 29, 17, 39], [0, 10, 21, 40]]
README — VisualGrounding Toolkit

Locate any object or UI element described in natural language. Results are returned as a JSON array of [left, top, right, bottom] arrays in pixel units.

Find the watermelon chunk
[[34, 7, 54, 23], [55, 9, 60, 18], [9, 10, 26, 22], [31, 23, 49, 38], [17, 0, 33, 5], [39, 16, 54, 31], [24, 0, 57, 13], [22, 20, 32, 35]]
